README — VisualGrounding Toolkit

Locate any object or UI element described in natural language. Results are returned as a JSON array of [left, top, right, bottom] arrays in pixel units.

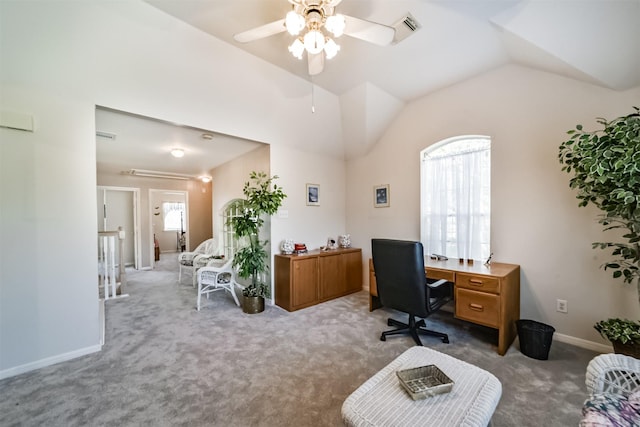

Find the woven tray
[[396, 365, 454, 400]]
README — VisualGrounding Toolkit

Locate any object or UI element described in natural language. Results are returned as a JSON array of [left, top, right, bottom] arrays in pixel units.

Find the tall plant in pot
[[230, 171, 286, 314], [558, 107, 640, 356]]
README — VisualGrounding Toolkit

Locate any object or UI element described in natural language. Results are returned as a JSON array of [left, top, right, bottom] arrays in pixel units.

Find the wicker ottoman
[[342, 346, 502, 427]]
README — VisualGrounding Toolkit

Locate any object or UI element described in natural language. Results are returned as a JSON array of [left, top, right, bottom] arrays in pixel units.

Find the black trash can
[[516, 319, 555, 360]]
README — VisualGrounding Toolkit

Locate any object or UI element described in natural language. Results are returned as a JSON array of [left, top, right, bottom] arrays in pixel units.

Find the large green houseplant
[[558, 107, 640, 355], [229, 171, 286, 314]]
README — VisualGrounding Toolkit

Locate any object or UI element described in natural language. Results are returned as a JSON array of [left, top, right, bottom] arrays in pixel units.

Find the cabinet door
[[344, 250, 363, 293], [292, 257, 318, 308], [319, 254, 344, 300]]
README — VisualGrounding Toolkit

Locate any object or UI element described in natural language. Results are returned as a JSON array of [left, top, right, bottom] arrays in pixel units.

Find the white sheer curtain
[[421, 136, 490, 260], [162, 202, 185, 231]]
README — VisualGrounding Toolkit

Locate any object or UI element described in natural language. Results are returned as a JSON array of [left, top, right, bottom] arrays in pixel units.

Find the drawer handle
[[469, 303, 484, 312], [469, 279, 484, 286]]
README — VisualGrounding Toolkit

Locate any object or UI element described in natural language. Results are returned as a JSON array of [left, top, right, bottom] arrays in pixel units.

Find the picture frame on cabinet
[[306, 183, 320, 206], [374, 184, 390, 208]]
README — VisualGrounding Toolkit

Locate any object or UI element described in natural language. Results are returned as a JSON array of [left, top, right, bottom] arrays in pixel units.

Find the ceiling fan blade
[[233, 19, 286, 43], [342, 15, 395, 46], [308, 52, 325, 76]]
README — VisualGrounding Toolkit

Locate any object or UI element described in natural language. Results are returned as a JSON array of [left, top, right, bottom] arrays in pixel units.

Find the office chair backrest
[[371, 239, 429, 318]]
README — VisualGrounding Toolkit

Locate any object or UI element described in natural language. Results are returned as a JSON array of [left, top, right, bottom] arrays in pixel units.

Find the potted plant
[[594, 319, 640, 358], [559, 107, 640, 355], [229, 171, 286, 314]]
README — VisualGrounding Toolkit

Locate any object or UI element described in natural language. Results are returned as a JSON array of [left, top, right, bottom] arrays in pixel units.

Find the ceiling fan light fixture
[[304, 30, 325, 54], [285, 10, 305, 35], [288, 38, 305, 59], [325, 14, 345, 37], [324, 38, 340, 59]]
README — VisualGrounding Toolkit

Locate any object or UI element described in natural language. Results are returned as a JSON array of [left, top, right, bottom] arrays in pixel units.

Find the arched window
[[420, 135, 491, 261], [222, 199, 248, 259]]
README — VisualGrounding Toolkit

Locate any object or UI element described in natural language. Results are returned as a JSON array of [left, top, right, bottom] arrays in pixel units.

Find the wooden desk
[[369, 258, 520, 355]]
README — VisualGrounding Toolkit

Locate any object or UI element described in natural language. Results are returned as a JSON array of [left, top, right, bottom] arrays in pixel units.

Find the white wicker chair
[[196, 258, 240, 310], [585, 353, 640, 396], [580, 353, 640, 426], [177, 238, 217, 286]]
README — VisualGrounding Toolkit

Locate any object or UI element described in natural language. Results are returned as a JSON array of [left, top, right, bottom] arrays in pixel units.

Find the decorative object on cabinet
[[369, 257, 520, 355], [306, 183, 319, 206], [374, 184, 390, 207], [281, 239, 294, 255], [324, 237, 338, 250], [229, 171, 287, 313], [275, 247, 362, 311], [294, 243, 308, 254], [338, 234, 351, 248]]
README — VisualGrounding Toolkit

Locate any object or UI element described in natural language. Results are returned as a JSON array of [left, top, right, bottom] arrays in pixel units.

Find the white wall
[[0, 1, 345, 377], [347, 64, 640, 349]]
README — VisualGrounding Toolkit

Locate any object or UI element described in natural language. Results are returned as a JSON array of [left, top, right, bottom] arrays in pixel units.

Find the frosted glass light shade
[[325, 14, 345, 37], [285, 11, 305, 35], [324, 38, 340, 59], [304, 30, 325, 54], [288, 38, 305, 59]]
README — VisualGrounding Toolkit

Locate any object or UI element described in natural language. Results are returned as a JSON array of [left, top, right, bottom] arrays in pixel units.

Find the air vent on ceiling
[[392, 13, 421, 44], [96, 131, 117, 140]]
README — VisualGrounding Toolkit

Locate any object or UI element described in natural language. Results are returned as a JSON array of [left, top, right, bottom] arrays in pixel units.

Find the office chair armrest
[[427, 279, 449, 288]]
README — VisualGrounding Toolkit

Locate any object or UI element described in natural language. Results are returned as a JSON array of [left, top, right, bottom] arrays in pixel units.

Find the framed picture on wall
[[306, 183, 320, 206], [374, 184, 390, 208]]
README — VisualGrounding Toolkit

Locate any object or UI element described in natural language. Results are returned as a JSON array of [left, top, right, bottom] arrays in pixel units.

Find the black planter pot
[[243, 295, 265, 314], [612, 340, 640, 359]]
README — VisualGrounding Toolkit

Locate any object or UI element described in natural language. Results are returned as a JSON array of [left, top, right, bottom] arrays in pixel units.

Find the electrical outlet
[[557, 299, 568, 313]]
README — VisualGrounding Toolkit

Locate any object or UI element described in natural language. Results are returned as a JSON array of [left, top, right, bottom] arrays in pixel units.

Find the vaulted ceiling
[[146, 0, 640, 101], [99, 1, 640, 178]]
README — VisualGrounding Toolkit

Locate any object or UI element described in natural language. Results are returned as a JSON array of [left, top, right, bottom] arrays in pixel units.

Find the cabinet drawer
[[426, 268, 455, 282], [456, 273, 500, 294], [455, 288, 499, 328]]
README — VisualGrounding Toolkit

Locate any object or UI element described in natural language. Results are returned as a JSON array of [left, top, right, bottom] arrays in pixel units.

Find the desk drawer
[[426, 268, 455, 282], [456, 288, 499, 328], [456, 273, 500, 294]]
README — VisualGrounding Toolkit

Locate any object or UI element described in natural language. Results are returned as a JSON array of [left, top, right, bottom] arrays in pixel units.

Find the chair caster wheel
[[442, 337, 450, 344], [387, 319, 394, 326], [380, 335, 386, 341]]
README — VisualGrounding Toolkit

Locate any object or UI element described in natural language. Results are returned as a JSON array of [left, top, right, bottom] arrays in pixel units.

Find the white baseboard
[[553, 332, 612, 354], [0, 344, 102, 381]]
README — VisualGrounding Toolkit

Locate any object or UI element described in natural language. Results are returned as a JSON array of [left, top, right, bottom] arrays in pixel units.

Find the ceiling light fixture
[[286, 1, 344, 62], [125, 169, 195, 180], [170, 148, 185, 158], [200, 176, 212, 183]]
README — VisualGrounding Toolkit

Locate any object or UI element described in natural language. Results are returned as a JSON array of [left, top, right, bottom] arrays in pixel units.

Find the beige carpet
[[0, 254, 598, 426]]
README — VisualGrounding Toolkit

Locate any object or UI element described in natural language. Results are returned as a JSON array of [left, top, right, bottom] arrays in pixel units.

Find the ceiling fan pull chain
[[311, 78, 316, 113]]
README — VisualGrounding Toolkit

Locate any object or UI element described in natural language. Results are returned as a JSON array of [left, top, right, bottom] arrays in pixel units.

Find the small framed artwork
[[306, 183, 320, 206], [374, 184, 390, 208]]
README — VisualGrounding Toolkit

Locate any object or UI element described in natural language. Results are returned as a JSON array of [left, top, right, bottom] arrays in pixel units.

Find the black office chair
[[371, 238, 453, 346]]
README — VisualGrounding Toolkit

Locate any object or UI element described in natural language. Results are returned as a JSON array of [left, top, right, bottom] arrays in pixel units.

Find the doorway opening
[[97, 186, 141, 270], [149, 189, 189, 266]]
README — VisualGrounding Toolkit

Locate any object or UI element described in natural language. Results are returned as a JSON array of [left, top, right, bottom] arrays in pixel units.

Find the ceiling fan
[[233, 0, 395, 76]]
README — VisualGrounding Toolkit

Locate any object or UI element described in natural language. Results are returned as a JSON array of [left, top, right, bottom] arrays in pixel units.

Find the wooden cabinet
[[275, 248, 363, 312]]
